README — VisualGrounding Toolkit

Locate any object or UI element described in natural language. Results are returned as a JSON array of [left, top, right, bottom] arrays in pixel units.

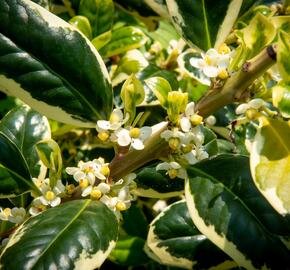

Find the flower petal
[[180, 117, 191, 132], [156, 162, 170, 171], [131, 139, 144, 150], [185, 102, 195, 117], [139, 127, 152, 141], [203, 66, 219, 78], [97, 120, 111, 130], [116, 129, 131, 146]]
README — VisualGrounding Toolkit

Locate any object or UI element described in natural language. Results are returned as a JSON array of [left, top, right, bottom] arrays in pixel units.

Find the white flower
[[97, 109, 129, 131], [114, 127, 152, 150], [0, 208, 11, 221], [153, 200, 167, 213], [81, 182, 111, 198], [66, 159, 107, 185], [180, 102, 203, 132], [161, 128, 185, 142], [156, 161, 187, 179], [8, 207, 26, 224], [37, 179, 65, 208], [190, 48, 233, 81]]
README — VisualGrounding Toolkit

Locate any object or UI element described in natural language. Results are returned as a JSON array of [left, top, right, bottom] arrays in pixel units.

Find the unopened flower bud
[[100, 166, 110, 176], [79, 178, 89, 188], [246, 108, 260, 120], [45, 191, 55, 201], [248, 98, 264, 109], [218, 69, 229, 80], [190, 114, 203, 126], [182, 144, 193, 154]]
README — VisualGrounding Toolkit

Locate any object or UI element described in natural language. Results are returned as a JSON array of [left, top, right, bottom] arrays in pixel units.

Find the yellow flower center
[[190, 114, 203, 126], [98, 131, 110, 141], [182, 144, 193, 154], [66, 184, 75, 195], [246, 108, 260, 120], [218, 43, 231, 54], [100, 166, 110, 176], [168, 137, 180, 151], [45, 191, 55, 201], [116, 201, 127, 211], [3, 208, 11, 217], [84, 166, 94, 174], [204, 55, 212, 65], [90, 188, 102, 200], [168, 169, 178, 179], [109, 113, 120, 124], [218, 69, 229, 80], [79, 178, 89, 188], [129, 128, 141, 138]]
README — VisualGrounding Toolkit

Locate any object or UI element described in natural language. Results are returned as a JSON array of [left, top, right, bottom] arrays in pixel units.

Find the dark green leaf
[[0, 105, 50, 177], [0, 132, 38, 197], [186, 154, 290, 269], [147, 200, 235, 269], [0, 200, 119, 270], [109, 235, 150, 266], [0, 0, 112, 127], [166, 0, 244, 50]]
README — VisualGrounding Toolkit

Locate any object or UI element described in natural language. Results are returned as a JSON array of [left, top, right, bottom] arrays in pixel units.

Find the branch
[[195, 45, 277, 117]]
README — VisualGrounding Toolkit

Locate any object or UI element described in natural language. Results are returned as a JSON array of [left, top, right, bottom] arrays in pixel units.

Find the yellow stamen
[[168, 169, 178, 179], [45, 191, 55, 201], [218, 43, 231, 54], [83, 167, 94, 174], [116, 201, 127, 211], [100, 166, 110, 176], [168, 137, 180, 151], [246, 109, 260, 121], [190, 114, 203, 126], [3, 208, 11, 217], [204, 55, 211, 65], [182, 144, 193, 154], [98, 131, 109, 141], [129, 128, 141, 138], [79, 178, 89, 188], [66, 184, 75, 195], [90, 188, 102, 200], [218, 69, 229, 80]]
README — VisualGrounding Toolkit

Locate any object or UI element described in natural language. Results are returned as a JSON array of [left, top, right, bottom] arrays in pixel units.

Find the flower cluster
[[157, 102, 209, 180], [96, 108, 152, 150], [190, 44, 234, 83], [66, 158, 136, 219]]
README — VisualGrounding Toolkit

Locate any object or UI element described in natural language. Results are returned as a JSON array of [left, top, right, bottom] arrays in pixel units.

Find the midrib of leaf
[[188, 165, 272, 235], [30, 199, 91, 269], [201, 0, 211, 49]]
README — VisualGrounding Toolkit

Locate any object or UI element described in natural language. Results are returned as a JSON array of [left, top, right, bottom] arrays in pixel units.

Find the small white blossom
[[114, 127, 152, 150], [0, 208, 11, 221], [156, 161, 187, 179], [81, 182, 111, 197], [97, 109, 129, 131], [161, 128, 185, 142], [29, 198, 47, 216], [153, 200, 167, 213], [180, 102, 203, 132], [190, 48, 233, 82]]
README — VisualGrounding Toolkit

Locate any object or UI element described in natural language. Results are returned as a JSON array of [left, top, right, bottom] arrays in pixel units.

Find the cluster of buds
[[96, 108, 152, 151], [66, 158, 136, 219], [157, 101, 209, 180]]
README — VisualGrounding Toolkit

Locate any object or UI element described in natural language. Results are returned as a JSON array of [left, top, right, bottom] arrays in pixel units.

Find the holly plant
[[0, 0, 290, 269]]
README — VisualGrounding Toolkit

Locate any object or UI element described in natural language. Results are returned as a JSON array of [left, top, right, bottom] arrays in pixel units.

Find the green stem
[[195, 45, 277, 117]]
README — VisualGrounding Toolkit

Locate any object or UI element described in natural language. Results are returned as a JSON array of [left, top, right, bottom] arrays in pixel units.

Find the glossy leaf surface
[[0, 200, 118, 270], [272, 81, 290, 118], [0, 105, 50, 177], [0, 0, 112, 127], [165, 0, 244, 50], [147, 200, 235, 269], [250, 117, 290, 215], [186, 154, 290, 269]]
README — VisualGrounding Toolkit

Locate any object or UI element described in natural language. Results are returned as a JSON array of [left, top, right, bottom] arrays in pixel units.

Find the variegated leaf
[[0, 0, 112, 128], [0, 200, 119, 270], [272, 81, 290, 118], [147, 200, 236, 269], [185, 154, 290, 269], [165, 0, 245, 51], [277, 30, 290, 82], [250, 117, 290, 215]]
